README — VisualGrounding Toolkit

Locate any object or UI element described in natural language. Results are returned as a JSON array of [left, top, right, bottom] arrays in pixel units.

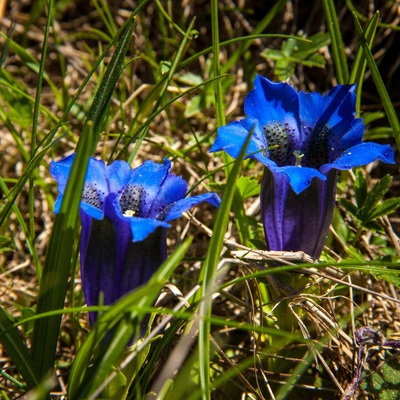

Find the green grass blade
[[28, 0, 53, 278], [197, 128, 254, 400], [349, 12, 379, 115], [0, 307, 39, 390], [211, 0, 224, 127], [68, 237, 192, 399], [30, 124, 92, 384], [322, 0, 349, 84], [126, 18, 196, 164], [76, 14, 136, 155], [353, 12, 400, 149], [222, 0, 289, 74], [210, 0, 252, 246]]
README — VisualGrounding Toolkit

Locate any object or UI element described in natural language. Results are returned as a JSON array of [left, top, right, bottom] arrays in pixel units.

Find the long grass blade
[[322, 0, 349, 84], [68, 237, 192, 399], [353, 12, 400, 149], [76, 14, 136, 154], [0, 307, 39, 390], [197, 128, 254, 400], [349, 12, 379, 115], [30, 125, 92, 385]]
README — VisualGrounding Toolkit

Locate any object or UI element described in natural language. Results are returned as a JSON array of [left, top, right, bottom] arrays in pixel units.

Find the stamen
[[119, 184, 144, 216], [293, 150, 304, 167], [123, 210, 136, 217]]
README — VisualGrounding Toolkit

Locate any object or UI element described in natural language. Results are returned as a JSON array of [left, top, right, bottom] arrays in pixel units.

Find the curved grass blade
[[28, 0, 54, 278], [0, 2, 147, 231], [30, 125, 92, 386], [222, 0, 289, 74], [322, 0, 349, 84], [197, 127, 254, 400], [353, 12, 400, 149], [68, 236, 192, 399], [349, 12, 379, 115], [0, 307, 39, 390], [76, 12, 136, 155]]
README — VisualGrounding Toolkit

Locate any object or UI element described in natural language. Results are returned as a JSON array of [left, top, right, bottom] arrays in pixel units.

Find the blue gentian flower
[[50, 155, 220, 325], [211, 75, 395, 258]]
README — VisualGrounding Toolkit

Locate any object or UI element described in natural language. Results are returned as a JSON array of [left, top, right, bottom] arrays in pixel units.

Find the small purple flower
[[211, 75, 395, 258], [50, 155, 220, 325]]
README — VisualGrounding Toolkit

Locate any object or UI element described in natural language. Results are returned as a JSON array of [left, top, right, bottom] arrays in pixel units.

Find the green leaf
[[349, 11, 379, 114], [322, 0, 349, 83], [30, 122, 92, 384], [68, 236, 192, 399], [0, 235, 14, 253], [0, 70, 33, 129], [358, 175, 392, 222], [339, 198, 358, 217], [236, 176, 260, 199], [177, 72, 204, 86], [262, 32, 330, 80], [197, 125, 254, 400], [354, 169, 368, 209], [367, 197, 400, 221], [76, 14, 136, 154], [0, 307, 39, 390], [362, 356, 400, 399], [353, 12, 400, 150]]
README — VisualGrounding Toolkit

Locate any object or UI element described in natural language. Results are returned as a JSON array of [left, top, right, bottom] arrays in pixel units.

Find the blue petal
[[51, 154, 108, 216], [299, 85, 356, 138], [245, 76, 300, 143], [81, 202, 104, 220], [320, 142, 395, 173], [129, 159, 173, 217], [107, 160, 132, 193], [54, 194, 103, 217], [83, 158, 109, 201], [148, 174, 187, 219], [129, 217, 171, 242], [275, 165, 326, 194], [210, 118, 271, 164], [337, 118, 364, 152], [261, 168, 337, 258], [106, 193, 170, 242], [50, 154, 76, 194], [165, 193, 221, 222]]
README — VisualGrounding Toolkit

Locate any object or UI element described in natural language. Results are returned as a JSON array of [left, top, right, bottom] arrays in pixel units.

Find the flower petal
[[50, 153, 75, 194], [105, 192, 170, 242], [210, 118, 275, 168], [129, 159, 173, 217], [107, 160, 132, 193], [245, 76, 300, 139], [261, 168, 337, 258], [165, 193, 221, 222], [129, 217, 171, 242], [320, 142, 395, 173], [276, 165, 326, 194], [148, 174, 187, 219], [51, 154, 109, 215], [299, 84, 356, 137]]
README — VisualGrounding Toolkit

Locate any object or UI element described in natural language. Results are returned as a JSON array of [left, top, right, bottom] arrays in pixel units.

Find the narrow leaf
[[322, 0, 349, 83], [353, 12, 400, 149], [30, 124, 92, 384], [0, 307, 39, 389]]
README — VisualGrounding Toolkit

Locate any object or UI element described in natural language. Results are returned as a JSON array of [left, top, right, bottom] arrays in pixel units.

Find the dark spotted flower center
[[82, 183, 102, 209], [119, 184, 144, 217], [262, 121, 295, 166], [302, 125, 331, 168]]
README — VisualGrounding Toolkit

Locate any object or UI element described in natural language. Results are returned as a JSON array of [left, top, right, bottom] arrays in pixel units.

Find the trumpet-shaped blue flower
[[211, 75, 395, 258], [51, 155, 220, 325]]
